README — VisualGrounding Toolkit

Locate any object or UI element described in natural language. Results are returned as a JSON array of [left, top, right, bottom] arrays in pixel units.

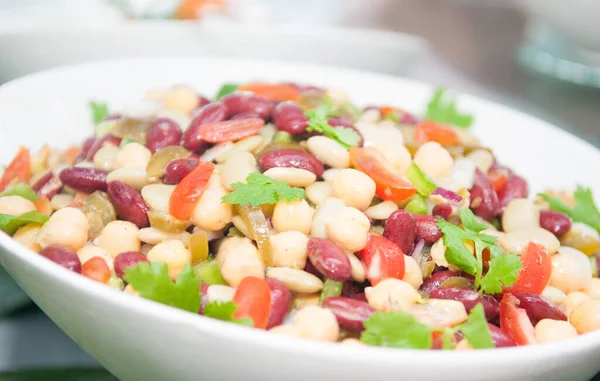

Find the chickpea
[[500, 227, 560, 255], [325, 206, 370, 252], [376, 143, 412, 175], [77, 244, 114, 271], [220, 152, 257, 191], [141, 184, 176, 214], [347, 252, 366, 283], [124, 284, 140, 296], [192, 170, 232, 231], [13, 224, 42, 252], [270, 231, 309, 269], [565, 291, 591, 315], [322, 169, 342, 182], [147, 239, 192, 280], [341, 338, 364, 346], [365, 201, 398, 220], [94, 220, 141, 258], [272, 199, 314, 234], [115, 142, 151, 170], [311, 197, 345, 238], [305, 181, 331, 206], [585, 278, 600, 299], [541, 285, 567, 306], [413, 142, 453, 179], [163, 85, 200, 115], [365, 279, 423, 311], [291, 306, 340, 342], [37, 207, 89, 251], [502, 198, 540, 233], [217, 237, 264, 287], [534, 319, 578, 343], [330, 169, 376, 211], [140, 243, 153, 256], [93, 145, 119, 171], [549, 246, 592, 294], [206, 285, 235, 303], [570, 299, 600, 334], [408, 299, 468, 327], [0, 195, 35, 216], [269, 324, 303, 337], [403, 255, 423, 289], [466, 149, 494, 173]]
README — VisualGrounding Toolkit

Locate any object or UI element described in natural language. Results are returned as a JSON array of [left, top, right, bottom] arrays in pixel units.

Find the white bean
[[270, 231, 309, 269], [0, 196, 35, 216], [549, 246, 592, 294], [263, 167, 316, 188], [501, 198, 540, 233], [306, 136, 350, 169], [94, 220, 140, 258], [206, 285, 235, 303], [107, 168, 152, 190], [330, 169, 376, 211], [322, 169, 342, 182], [365, 279, 423, 311], [13, 224, 42, 252], [192, 170, 233, 231], [37, 207, 89, 251], [431, 238, 449, 267], [325, 206, 370, 252], [76, 244, 114, 271], [269, 324, 303, 337], [403, 255, 423, 289], [115, 143, 151, 170], [541, 286, 566, 306], [365, 201, 398, 220], [272, 199, 314, 234], [93, 145, 120, 171], [413, 142, 453, 179], [500, 227, 560, 255], [218, 237, 264, 287], [347, 252, 366, 283], [565, 291, 591, 315], [137, 227, 190, 247], [147, 239, 192, 280], [407, 299, 468, 327], [310, 197, 345, 239], [220, 152, 257, 191], [570, 299, 600, 334], [141, 184, 175, 214], [50, 194, 73, 211], [466, 149, 494, 173], [163, 85, 199, 115], [534, 319, 577, 343], [292, 293, 321, 310], [305, 181, 331, 206], [155, 109, 191, 131], [140, 243, 153, 256], [266, 267, 323, 293], [291, 306, 339, 342], [585, 278, 600, 299], [215, 136, 264, 163], [376, 143, 412, 175]]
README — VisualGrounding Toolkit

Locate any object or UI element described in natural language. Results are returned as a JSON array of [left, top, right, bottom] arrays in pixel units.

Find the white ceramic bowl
[[1, 58, 600, 381]]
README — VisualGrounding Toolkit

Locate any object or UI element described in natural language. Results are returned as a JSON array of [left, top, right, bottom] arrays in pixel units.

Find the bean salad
[[2, 82, 600, 350]]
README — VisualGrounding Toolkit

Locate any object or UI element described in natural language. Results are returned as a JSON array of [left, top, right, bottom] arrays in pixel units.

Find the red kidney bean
[[397, 112, 419, 125], [272, 101, 308, 135], [258, 149, 324, 177], [429, 287, 499, 320], [419, 270, 460, 294], [341, 280, 366, 299], [413, 215, 442, 243], [328, 118, 365, 147], [39, 246, 81, 273], [353, 292, 367, 302], [229, 111, 262, 120], [197, 96, 210, 108], [469, 168, 499, 221], [75, 137, 96, 163], [303, 260, 324, 280], [539, 210, 572, 236], [162, 157, 200, 185], [322, 296, 375, 333], [146, 118, 183, 153], [114, 251, 149, 279], [59, 167, 108, 194], [32, 171, 62, 200], [265, 278, 292, 329], [488, 323, 516, 347], [514, 293, 567, 325], [497, 173, 528, 209], [431, 187, 463, 204], [383, 210, 417, 254], [221, 93, 273, 120], [596, 254, 600, 278], [183, 102, 227, 153], [85, 134, 121, 162], [432, 204, 454, 220], [307, 238, 352, 281], [107, 181, 150, 228], [285, 83, 326, 94]]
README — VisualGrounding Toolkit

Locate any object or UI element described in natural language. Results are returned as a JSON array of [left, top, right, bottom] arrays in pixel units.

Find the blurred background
[[1, 0, 599, 379]]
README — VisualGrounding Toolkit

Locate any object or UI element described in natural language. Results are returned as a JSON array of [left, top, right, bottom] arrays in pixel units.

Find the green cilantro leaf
[[425, 88, 474, 128], [456, 304, 494, 349], [1, 183, 38, 202], [221, 172, 305, 207], [479, 253, 522, 295], [437, 218, 478, 275], [459, 208, 488, 233], [123, 262, 200, 313], [216, 83, 238, 100], [361, 311, 433, 349], [540, 186, 600, 233], [203, 301, 253, 326], [305, 98, 361, 149], [89, 101, 110, 125], [0, 211, 49, 236]]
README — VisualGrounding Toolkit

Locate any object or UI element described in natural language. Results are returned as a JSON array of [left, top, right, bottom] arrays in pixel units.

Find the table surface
[[1, 0, 600, 378]]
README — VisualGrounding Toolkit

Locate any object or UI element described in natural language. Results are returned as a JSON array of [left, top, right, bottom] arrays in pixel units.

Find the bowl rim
[[1, 56, 599, 366]]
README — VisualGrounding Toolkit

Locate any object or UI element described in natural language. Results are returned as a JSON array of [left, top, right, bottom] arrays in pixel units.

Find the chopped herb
[[216, 83, 238, 100], [540, 186, 600, 234], [89, 101, 110, 125], [203, 301, 253, 326], [305, 98, 361, 149], [425, 88, 474, 128], [454, 304, 494, 349], [221, 172, 305, 207], [361, 311, 433, 349], [0, 211, 49, 236]]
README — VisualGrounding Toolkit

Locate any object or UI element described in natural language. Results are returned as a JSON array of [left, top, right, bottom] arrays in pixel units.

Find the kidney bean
[[198, 96, 210, 108], [469, 168, 499, 221], [353, 292, 368, 302], [432, 204, 454, 220], [183, 103, 227, 153], [514, 292, 567, 325], [59, 167, 108, 193], [258, 149, 324, 178], [413, 215, 442, 243], [163, 157, 200, 185], [497, 173, 528, 209], [75, 137, 96, 163], [39, 246, 81, 273], [285, 83, 326, 94], [303, 260, 324, 280], [221, 93, 273, 120], [431, 187, 463, 204], [487, 323, 516, 347], [383, 210, 417, 254], [229, 111, 262, 120], [85, 134, 121, 162], [397, 112, 419, 125], [539, 210, 572, 236], [265, 278, 292, 329], [341, 280, 366, 299], [419, 270, 460, 294], [114, 251, 149, 279], [107, 181, 150, 228], [307, 238, 352, 281], [32, 171, 62, 200], [146, 118, 183, 153], [322, 296, 375, 333], [272, 101, 308, 135], [429, 287, 499, 320]]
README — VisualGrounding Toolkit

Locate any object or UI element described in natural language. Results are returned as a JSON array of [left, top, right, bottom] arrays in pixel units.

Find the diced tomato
[[82, 256, 111, 284], [232, 276, 272, 329], [500, 293, 537, 345], [414, 121, 460, 146], [169, 161, 214, 220], [509, 242, 551, 295], [350, 147, 416, 203], [357, 234, 406, 286], [488, 167, 509, 193], [175, 0, 225, 20], [61, 146, 81, 165], [34, 198, 52, 215], [0, 147, 31, 192], [237, 83, 298, 102], [198, 118, 264, 143]]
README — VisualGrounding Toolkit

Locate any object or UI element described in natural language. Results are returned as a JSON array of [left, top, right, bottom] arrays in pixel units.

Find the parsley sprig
[[425, 88, 474, 128], [89, 101, 110, 125], [437, 208, 522, 294], [204, 301, 253, 326], [221, 172, 305, 207], [305, 97, 361, 149], [540, 186, 600, 234]]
